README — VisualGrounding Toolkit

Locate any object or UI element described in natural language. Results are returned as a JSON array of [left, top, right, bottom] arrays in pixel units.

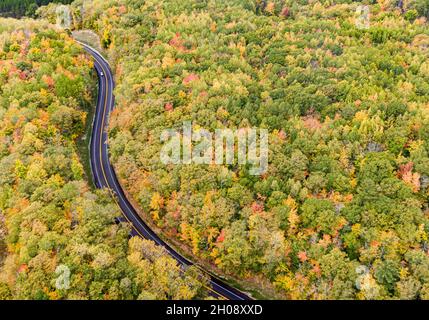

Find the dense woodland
[[0, 1, 73, 18], [2, 0, 429, 300], [0, 19, 209, 300], [37, 0, 429, 299]]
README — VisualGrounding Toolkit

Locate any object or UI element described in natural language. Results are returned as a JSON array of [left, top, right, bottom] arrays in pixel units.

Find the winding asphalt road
[[80, 42, 251, 301]]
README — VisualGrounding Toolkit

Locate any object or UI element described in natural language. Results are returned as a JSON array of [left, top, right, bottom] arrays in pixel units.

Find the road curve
[[80, 42, 252, 301]]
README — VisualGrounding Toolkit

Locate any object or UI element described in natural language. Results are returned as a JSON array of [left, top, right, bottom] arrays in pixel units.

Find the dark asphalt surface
[[81, 42, 252, 301]]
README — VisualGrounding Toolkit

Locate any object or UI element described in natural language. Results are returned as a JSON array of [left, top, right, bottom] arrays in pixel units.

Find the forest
[[0, 1, 74, 18], [0, 18, 209, 300], [1, 0, 429, 300], [36, 0, 429, 299]]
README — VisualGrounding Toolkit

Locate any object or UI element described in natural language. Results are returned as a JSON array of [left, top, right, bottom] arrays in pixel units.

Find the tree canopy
[[0, 1, 74, 18], [40, 0, 429, 299]]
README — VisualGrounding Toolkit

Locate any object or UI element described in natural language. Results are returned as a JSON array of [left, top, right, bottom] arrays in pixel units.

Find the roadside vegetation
[[0, 18, 209, 300]]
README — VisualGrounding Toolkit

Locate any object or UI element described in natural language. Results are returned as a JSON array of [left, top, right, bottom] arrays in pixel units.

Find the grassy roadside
[[76, 75, 97, 189], [72, 30, 106, 189], [72, 30, 107, 60], [73, 30, 102, 189]]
